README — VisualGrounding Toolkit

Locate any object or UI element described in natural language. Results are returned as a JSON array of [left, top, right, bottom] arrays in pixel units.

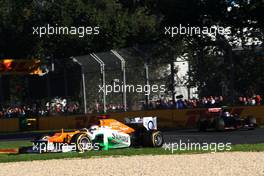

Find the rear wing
[[125, 116, 157, 131]]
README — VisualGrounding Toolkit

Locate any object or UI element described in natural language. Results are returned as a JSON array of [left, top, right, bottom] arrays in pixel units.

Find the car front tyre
[[71, 133, 92, 152]]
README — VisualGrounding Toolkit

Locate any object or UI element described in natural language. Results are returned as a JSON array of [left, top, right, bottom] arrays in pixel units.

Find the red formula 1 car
[[197, 107, 257, 131]]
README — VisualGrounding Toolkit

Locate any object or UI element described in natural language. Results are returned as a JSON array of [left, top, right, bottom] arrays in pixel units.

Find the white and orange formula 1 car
[[32, 116, 163, 153]]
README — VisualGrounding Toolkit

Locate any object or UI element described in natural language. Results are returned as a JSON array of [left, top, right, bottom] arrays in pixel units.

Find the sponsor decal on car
[[112, 133, 129, 143]]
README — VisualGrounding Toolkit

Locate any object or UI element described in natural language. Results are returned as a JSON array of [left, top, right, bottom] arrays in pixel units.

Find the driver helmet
[[89, 125, 99, 133], [223, 111, 230, 117]]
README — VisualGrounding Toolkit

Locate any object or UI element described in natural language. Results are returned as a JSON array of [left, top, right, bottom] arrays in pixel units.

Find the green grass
[[0, 140, 264, 163], [231, 143, 264, 152], [0, 140, 32, 149]]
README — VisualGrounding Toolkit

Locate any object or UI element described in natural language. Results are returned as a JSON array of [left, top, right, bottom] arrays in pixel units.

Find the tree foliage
[[0, 0, 263, 103], [0, 0, 158, 59]]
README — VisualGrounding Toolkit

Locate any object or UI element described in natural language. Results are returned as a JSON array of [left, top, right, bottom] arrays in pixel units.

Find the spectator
[[176, 98, 186, 109], [256, 95, 261, 105]]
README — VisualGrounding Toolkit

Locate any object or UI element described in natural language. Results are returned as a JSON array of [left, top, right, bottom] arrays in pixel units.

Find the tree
[[0, 0, 159, 104]]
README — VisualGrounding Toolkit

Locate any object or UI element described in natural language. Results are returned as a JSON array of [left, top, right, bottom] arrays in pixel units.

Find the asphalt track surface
[[1, 128, 264, 145], [163, 128, 264, 145]]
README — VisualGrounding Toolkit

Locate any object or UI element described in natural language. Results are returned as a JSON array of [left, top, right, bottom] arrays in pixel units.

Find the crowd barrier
[[0, 106, 264, 132], [0, 118, 19, 132]]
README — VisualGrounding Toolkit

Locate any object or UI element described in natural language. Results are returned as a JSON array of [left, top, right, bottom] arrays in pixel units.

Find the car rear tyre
[[215, 118, 225, 131], [197, 118, 207, 131], [151, 131, 164, 147], [142, 131, 163, 147], [247, 116, 256, 130]]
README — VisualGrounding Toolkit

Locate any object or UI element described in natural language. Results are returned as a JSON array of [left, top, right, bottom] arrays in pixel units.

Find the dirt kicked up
[[0, 152, 263, 176]]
